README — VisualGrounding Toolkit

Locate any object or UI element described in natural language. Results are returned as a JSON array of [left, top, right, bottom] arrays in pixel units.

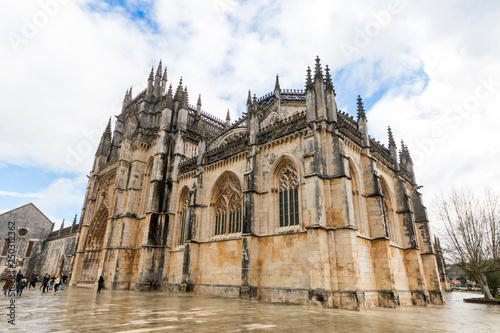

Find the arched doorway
[[80, 205, 109, 282]]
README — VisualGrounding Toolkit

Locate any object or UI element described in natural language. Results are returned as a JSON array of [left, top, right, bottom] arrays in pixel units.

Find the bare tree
[[435, 189, 500, 299]]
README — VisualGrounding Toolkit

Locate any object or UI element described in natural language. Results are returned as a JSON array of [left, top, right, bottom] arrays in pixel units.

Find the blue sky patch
[[334, 58, 429, 116], [84, 0, 159, 33], [0, 164, 61, 193]]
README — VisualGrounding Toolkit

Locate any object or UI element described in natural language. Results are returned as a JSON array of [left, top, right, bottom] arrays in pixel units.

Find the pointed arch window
[[214, 176, 242, 235], [179, 194, 189, 245], [279, 164, 299, 227], [380, 179, 401, 245]]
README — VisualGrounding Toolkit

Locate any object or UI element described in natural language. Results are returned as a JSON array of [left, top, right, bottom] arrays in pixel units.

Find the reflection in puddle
[[4, 288, 500, 333]]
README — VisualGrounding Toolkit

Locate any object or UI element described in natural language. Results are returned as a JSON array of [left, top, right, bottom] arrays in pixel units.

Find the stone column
[[241, 144, 257, 299], [411, 189, 444, 304], [361, 156, 399, 307]]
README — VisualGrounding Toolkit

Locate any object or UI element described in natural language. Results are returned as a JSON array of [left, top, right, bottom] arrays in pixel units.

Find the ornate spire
[[325, 65, 335, 95], [123, 88, 129, 102], [73, 214, 77, 226], [156, 60, 162, 77], [305, 66, 313, 90], [401, 140, 407, 152], [162, 67, 167, 82], [247, 90, 252, 105], [275, 74, 280, 91], [104, 117, 112, 138], [60, 219, 65, 230], [357, 95, 366, 120], [197, 94, 202, 106], [226, 109, 231, 127], [387, 126, 399, 169], [128, 86, 132, 100], [182, 86, 189, 107], [174, 77, 183, 101], [167, 84, 173, 99], [314, 56, 323, 80], [400, 140, 413, 163], [406, 144, 412, 161], [388, 126, 395, 147], [148, 66, 154, 81]]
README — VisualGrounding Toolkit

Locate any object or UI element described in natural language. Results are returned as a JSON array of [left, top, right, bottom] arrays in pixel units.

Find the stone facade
[[0, 203, 53, 278], [71, 58, 445, 310], [0, 203, 80, 279], [34, 224, 80, 277]]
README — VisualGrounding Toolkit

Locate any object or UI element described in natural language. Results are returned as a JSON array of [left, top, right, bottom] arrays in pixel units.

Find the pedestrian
[[29, 274, 35, 289], [15, 272, 22, 287], [17, 276, 27, 296], [49, 275, 55, 290], [61, 274, 68, 290], [32, 274, 39, 289], [28, 274, 34, 290], [54, 276, 61, 292], [3, 275, 14, 296], [97, 276, 105, 294], [41, 274, 50, 293]]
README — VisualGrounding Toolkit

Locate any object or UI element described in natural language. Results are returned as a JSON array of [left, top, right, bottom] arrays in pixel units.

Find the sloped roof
[[0, 202, 53, 226]]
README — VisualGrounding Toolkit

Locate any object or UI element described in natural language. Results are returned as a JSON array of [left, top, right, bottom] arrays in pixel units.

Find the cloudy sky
[[0, 0, 498, 231]]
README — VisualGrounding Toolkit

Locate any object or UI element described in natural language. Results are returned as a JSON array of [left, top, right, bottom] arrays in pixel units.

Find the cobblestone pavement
[[2, 287, 500, 332]]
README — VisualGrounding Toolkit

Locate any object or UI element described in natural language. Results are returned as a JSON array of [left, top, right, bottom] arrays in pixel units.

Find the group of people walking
[[3, 273, 69, 296], [3, 273, 106, 295], [39, 273, 68, 292]]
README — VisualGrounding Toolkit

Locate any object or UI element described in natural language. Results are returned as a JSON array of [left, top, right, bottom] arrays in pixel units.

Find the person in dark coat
[[41, 274, 50, 293], [61, 274, 68, 290], [17, 276, 27, 296], [97, 276, 105, 294]]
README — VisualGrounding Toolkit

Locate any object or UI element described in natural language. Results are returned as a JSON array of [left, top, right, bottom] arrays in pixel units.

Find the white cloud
[[0, 175, 87, 229], [0, 190, 41, 198]]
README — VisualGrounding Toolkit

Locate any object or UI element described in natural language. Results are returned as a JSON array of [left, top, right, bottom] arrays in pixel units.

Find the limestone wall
[[192, 239, 242, 286], [167, 249, 184, 285], [390, 247, 410, 290], [256, 232, 309, 289], [36, 232, 79, 277], [356, 236, 377, 290]]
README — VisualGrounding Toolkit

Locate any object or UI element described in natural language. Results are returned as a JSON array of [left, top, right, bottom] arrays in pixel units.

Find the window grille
[[279, 164, 299, 227]]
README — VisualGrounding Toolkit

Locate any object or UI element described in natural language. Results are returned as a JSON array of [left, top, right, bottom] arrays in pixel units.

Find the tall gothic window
[[214, 176, 242, 235], [381, 178, 401, 245], [279, 164, 299, 227], [179, 194, 189, 245]]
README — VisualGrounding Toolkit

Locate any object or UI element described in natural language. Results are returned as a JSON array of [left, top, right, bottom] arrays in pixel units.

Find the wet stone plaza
[[3, 287, 500, 332]]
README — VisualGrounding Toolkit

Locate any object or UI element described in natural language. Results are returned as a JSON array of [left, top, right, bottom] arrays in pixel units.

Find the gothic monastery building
[[71, 57, 445, 310]]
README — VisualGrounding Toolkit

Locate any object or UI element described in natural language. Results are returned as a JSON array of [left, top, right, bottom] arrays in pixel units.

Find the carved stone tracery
[[214, 176, 242, 235]]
